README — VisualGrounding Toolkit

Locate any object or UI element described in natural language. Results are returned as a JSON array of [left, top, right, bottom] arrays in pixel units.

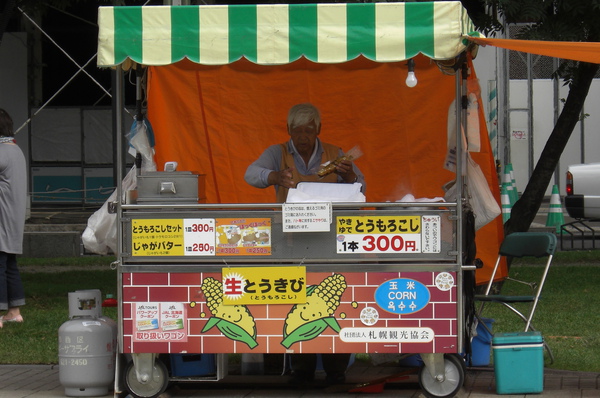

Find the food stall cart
[[96, 2, 505, 397]]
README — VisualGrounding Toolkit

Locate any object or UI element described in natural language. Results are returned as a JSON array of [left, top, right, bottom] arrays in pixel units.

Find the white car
[[565, 163, 600, 219]]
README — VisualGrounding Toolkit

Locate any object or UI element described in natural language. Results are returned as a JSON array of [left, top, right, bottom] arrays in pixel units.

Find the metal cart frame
[[97, 3, 487, 397]]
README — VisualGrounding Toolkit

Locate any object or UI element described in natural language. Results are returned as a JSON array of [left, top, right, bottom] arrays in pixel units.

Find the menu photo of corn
[[317, 145, 363, 178]]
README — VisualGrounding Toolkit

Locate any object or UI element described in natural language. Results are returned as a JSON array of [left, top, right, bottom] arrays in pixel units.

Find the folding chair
[[474, 232, 557, 362]]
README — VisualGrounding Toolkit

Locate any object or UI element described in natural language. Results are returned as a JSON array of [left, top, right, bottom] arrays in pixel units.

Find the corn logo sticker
[[281, 274, 347, 349], [374, 278, 430, 315], [200, 277, 258, 348], [359, 307, 379, 326], [435, 272, 454, 291]]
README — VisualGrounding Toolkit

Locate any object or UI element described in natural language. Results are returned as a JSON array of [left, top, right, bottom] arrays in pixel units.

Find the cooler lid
[[493, 331, 543, 345]]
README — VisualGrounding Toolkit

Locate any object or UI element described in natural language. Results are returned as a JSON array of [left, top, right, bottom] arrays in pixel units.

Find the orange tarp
[[469, 36, 600, 64], [146, 54, 506, 284]]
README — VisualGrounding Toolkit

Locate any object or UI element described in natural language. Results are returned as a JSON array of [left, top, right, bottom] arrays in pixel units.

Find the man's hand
[[336, 159, 357, 183], [268, 168, 295, 188]]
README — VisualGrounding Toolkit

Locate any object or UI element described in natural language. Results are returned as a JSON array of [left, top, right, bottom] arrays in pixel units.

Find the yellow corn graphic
[[281, 274, 346, 348], [201, 277, 258, 348]]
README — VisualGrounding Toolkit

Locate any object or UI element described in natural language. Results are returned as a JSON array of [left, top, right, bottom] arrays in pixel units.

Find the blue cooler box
[[492, 331, 544, 394], [469, 318, 494, 366], [170, 354, 216, 377]]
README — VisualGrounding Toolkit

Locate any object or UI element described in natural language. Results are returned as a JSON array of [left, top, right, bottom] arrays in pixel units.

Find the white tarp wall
[[474, 44, 600, 197]]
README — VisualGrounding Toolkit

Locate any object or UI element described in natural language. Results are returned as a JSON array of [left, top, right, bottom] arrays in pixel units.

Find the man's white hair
[[287, 103, 321, 130]]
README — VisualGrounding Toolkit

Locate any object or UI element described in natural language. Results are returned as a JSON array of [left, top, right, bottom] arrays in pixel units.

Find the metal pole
[[501, 47, 510, 167], [115, 67, 124, 255], [114, 65, 125, 361], [455, 65, 464, 354], [527, 53, 534, 179], [456, 63, 465, 268], [553, 58, 561, 185]]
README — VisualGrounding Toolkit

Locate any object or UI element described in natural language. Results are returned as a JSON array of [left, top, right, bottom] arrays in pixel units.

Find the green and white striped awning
[[97, 1, 480, 67]]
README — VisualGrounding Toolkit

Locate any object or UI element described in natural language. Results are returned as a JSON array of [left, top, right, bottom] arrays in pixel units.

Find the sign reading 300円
[[336, 215, 441, 254]]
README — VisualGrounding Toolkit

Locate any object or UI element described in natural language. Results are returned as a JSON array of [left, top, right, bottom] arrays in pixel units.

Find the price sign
[[215, 218, 272, 256], [336, 215, 441, 254], [131, 218, 216, 256], [338, 234, 421, 254], [183, 219, 216, 256]]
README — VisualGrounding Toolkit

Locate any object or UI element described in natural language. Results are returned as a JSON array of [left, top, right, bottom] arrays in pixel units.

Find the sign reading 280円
[[336, 215, 441, 254]]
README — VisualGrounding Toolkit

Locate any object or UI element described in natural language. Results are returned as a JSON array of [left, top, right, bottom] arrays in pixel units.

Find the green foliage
[[475, 0, 600, 41], [472, 0, 600, 83]]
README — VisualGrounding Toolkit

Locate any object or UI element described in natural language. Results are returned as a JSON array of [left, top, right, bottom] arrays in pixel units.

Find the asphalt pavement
[[1, 361, 599, 398]]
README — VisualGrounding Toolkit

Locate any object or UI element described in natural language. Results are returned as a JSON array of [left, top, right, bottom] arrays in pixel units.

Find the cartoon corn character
[[201, 277, 258, 348], [281, 274, 347, 349]]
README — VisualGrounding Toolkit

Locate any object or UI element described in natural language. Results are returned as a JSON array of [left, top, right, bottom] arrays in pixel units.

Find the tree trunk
[[505, 62, 599, 236]]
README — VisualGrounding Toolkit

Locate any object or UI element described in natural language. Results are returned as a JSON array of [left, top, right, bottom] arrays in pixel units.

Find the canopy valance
[[97, 1, 479, 67]]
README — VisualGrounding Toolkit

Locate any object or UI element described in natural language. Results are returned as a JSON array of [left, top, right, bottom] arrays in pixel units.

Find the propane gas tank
[[59, 293, 115, 397], [74, 290, 118, 366]]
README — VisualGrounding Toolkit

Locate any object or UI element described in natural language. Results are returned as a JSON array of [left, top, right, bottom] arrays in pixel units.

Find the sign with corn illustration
[[199, 273, 347, 349], [281, 274, 347, 349], [123, 270, 458, 354], [200, 277, 259, 349]]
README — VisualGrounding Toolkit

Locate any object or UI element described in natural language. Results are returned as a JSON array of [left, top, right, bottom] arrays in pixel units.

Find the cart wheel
[[123, 359, 169, 398], [418, 354, 465, 398]]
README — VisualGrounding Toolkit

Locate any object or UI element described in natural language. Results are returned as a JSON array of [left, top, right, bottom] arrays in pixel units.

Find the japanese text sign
[[221, 266, 306, 305], [282, 202, 332, 232], [336, 215, 441, 254], [134, 302, 187, 342], [131, 218, 215, 256]]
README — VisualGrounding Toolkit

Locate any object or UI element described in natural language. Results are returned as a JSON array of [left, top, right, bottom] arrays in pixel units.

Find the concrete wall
[[0, 33, 29, 160]]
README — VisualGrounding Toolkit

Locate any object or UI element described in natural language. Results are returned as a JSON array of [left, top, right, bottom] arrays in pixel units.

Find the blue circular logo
[[374, 278, 430, 314]]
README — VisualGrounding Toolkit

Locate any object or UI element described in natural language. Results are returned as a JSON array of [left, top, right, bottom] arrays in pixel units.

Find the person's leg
[[0, 252, 9, 312], [322, 353, 351, 384], [3, 253, 24, 319], [290, 354, 317, 382]]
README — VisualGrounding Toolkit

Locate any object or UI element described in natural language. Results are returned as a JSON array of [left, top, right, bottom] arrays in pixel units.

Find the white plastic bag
[[466, 93, 481, 152], [82, 166, 137, 255], [444, 87, 482, 171], [127, 120, 157, 173], [466, 156, 500, 230], [444, 156, 500, 230]]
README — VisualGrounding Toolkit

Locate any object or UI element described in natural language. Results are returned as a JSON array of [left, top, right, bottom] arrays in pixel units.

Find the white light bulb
[[405, 71, 418, 88]]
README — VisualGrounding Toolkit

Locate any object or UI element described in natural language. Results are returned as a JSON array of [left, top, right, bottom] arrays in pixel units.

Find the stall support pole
[[114, 66, 125, 389], [455, 62, 466, 355]]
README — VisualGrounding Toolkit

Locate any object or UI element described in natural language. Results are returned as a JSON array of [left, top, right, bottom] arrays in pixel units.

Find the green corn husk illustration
[[201, 277, 258, 349], [281, 274, 347, 349]]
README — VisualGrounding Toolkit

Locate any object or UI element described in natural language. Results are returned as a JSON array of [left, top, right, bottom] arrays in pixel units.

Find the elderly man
[[244, 103, 365, 203], [245, 103, 364, 385]]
